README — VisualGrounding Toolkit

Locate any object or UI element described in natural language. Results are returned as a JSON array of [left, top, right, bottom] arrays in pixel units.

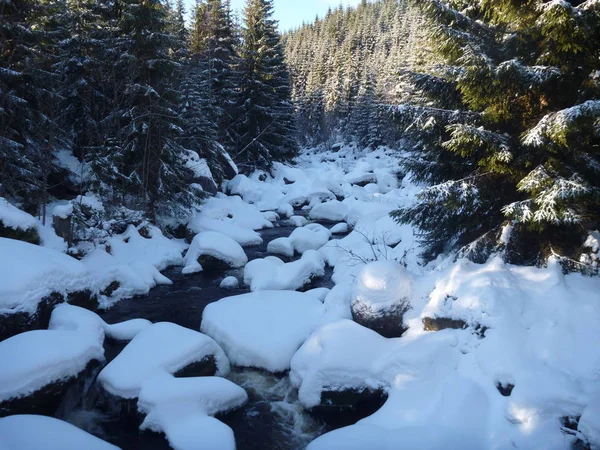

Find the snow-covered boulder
[[138, 374, 247, 450], [351, 261, 412, 338], [0, 329, 104, 416], [97, 322, 229, 403], [0, 238, 97, 341], [0, 198, 40, 244], [266, 237, 294, 259], [188, 216, 262, 247], [289, 223, 331, 254], [0, 415, 120, 450], [219, 276, 240, 290], [309, 200, 349, 222], [277, 203, 294, 218], [243, 251, 325, 291], [201, 291, 327, 372], [289, 215, 308, 227], [330, 222, 350, 234], [290, 320, 389, 425], [183, 231, 248, 274]]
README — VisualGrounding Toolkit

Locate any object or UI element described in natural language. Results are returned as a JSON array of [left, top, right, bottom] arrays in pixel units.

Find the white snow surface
[[288, 223, 331, 254], [0, 415, 120, 450], [243, 250, 325, 291], [98, 322, 230, 399], [352, 260, 412, 311], [0, 198, 38, 231], [201, 291, 336, 372], [183, 231, 248, 274], [0, 328, 104, 402], [330, 222, 349, 234], [266, 237, 295, 258]]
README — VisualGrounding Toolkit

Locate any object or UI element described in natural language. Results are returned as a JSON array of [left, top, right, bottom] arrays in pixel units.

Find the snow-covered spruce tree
[[104, 0, 201, 220], [392, 0, 600, 267], [0, 0, 67, 222], [191, 0, 240, 155], [234, 0, 299, 171]]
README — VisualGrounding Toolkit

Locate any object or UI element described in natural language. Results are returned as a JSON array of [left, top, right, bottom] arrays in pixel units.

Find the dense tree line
[[283, 0, 427, 148], [0, 0, 297, 225], [391, 0, 600, 270]]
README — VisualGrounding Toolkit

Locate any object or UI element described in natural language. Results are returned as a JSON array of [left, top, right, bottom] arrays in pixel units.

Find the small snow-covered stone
[[183, 231, 248, 273], [0, 415, 120, 450], [289, 215, 308, 227], [351, 260, 412, 338], [220, 276, 240, 289], [201, 291, 327, 372], [309, 200, 349, 222], [277, 203, 294, 219], [267, 237, 294, 258], [289, 223, 331, 254], [330, 222, 349, 234], [263, 211, 280, 223]]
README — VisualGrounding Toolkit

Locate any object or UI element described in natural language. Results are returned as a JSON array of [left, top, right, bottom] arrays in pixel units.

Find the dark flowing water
[[64, 221, 338, 450]]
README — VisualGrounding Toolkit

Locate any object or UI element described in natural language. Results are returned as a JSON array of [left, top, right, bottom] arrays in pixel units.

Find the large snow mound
[[183, 231, 248, 274], [0, 238, 92, 315], [288, 223, 331, 254], [0, 329, 104, 403], [243, 250, 325, 291], [201, 291, 329, 372], [98, 322, 230, 399], [0, 415, 120, 450]]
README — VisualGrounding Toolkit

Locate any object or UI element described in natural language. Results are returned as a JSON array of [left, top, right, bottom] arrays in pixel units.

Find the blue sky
[[185, 0, 363, 31]]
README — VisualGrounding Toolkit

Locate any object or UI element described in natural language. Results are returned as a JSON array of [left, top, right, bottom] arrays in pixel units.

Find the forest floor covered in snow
[[1, 144, 600, 450]]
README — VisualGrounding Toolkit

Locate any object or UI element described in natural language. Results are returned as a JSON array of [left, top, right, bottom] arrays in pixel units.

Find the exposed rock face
[[0, 292, 63, 342], [196, 176, 219, 195], [309, 387, 388, 428], [351, 261, 412, 338], [422, 316, 467, 332], [198, 254, 236, 271], [67, 290, 99, 311], [53, 215, 73, 247], [0, 221, 40, 245]]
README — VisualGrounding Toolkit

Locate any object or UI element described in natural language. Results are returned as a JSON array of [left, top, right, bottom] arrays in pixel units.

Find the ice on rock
[[266, 237, 295, 258], [309, 200, 349, 222], [98, 322, 230, 399], [330, 222, 349, 234], [0, 329, 104, 403], [201, 291, 328, 372], [0, 415, 120, 450], [289, 223, 331, 254], [183, 231, 248, 274], [243, 250, 325, 291], [219, 276, 240, 289]]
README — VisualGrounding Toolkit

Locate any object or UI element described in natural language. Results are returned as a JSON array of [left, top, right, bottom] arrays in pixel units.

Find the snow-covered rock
[[201, 291, 328, 372], [0, 198, 40, 244], [219, 276, 240, 289], [183, 231, 248, 274], [188, 216, 262, 247], [243, 250, 325, 291], [0, 415, 120, 450], [0, 329, 104, 414], [138, 374, 247, 450], [266, 237, 295, 258], [289, 223, 331, 254], [309, 200, 349, 222], [290, 320, 390, 410], [277, 203, 294, 218], [578, 391, 600, 449], [98, 322, 229, 400], [289, 215, 308, 227], [330, 222, 349, 234], [351, 260, 412, 338]]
